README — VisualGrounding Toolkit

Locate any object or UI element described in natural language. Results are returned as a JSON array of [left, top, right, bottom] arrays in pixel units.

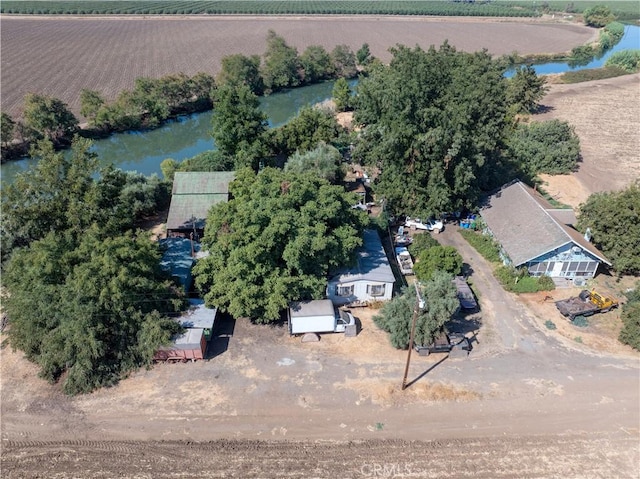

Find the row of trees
[[218, 30, 366, 95], [1, 138, 186, 394]]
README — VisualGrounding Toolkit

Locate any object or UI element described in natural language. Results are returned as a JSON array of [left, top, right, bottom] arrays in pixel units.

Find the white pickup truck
[[404, 217, 444, 233]]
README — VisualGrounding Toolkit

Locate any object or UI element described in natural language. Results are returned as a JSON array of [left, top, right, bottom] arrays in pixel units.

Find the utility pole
[[402, 281, 424, 390]]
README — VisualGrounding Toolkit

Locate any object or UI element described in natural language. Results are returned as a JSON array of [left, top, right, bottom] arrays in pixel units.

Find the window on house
[[337, 285, 354, 297], [367, 284, 385, 297]]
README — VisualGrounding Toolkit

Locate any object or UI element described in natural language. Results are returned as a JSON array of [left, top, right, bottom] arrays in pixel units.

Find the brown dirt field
[[0, 15, 596, 119], [534, 73, 640, 208]]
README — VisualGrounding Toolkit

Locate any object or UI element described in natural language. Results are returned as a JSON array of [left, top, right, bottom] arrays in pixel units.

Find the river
[[2, 25, 637, 184]]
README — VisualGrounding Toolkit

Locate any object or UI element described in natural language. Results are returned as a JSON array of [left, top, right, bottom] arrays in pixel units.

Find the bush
[[619, 286, 640, 351], [560, 66, 629, 84], [414, 246, 463, 282], [495, 266, 555, 293], [544, 320, 557, 330], [459, 230, 502, 263], [407, 232, 439, 258], [606, 50, 640, 73], [572, 315, 589, 328]]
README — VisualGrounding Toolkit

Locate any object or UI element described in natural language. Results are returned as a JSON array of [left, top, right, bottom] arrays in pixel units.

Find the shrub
[[407, 232, 439, 258], [414, 246, 463, 282], [544, 320, 557, 330], [619, 286, 640, 351], [495, 266, 555, 293], [605, 50, 640, 73], [459, 230, 501, 263], [537, 275, 556, 291], [572, 315, 589, 328]]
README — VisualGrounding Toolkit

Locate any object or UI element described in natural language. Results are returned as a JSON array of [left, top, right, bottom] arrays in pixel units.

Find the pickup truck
[[404, 217, 444, 234], [555, 289, 619, 321]]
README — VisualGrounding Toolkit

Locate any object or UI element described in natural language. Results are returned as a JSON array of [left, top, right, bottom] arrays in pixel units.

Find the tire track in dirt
[[2, 435, 638, 478]]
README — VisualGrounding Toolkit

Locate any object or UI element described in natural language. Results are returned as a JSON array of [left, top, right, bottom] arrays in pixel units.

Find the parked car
[[404, 217, 444, 233], [453, 276, 478, 312]]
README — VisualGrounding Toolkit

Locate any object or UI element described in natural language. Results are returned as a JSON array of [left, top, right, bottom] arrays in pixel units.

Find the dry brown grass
[[0, 15, 595, 118]]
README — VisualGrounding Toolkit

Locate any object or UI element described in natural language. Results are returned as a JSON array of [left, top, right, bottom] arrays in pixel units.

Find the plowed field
[[0, 15, 595, 118]]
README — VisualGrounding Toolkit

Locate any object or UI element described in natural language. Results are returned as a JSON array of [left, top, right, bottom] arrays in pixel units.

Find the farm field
[[0, 15, 596, 119]]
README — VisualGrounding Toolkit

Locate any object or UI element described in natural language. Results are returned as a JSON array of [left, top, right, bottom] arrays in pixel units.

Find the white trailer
[[288, 300, 355, 335]]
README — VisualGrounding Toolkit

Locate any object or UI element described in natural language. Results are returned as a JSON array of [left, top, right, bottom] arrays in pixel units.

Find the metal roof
[[178, 299, 217, 329], [166, 194, 228, 231], [330, 229, 395, 284], [173, 328, 204, 349], [480, 181, 610, 266], [289, 299, 335, 318], [159, 237, 199, 291], [172, 171, 236, 195]]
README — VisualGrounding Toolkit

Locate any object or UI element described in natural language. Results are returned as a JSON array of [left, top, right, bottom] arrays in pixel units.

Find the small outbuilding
[[327, 229, 395, 306], [153, 328, 207, 362]]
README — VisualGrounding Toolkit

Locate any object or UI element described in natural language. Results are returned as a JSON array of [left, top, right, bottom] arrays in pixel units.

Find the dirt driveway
[[2, 225, 639, 477]]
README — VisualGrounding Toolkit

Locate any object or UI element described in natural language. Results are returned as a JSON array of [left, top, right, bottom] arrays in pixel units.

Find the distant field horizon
[[0, 15, 596, 119]]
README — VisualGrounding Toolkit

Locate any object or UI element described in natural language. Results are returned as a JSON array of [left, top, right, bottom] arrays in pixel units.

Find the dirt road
[[2, 225, 639, 477]]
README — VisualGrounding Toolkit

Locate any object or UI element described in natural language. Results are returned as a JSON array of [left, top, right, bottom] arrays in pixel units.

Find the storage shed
[[327, 229, 395, 306], [179, 299, 217, 341]]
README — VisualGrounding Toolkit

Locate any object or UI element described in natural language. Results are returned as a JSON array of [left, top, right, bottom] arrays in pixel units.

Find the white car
[[404, 217, 444, 233]]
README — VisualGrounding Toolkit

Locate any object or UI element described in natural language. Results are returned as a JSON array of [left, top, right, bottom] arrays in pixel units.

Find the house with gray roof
[[479, 180, 610, 282], [166, 171, 235, 237], [327, 229, 396, 305]]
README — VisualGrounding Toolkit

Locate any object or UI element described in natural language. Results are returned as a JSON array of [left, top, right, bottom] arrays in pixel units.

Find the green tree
[[506, 65, 548, 115], [299, 45, 333, 84], [1, 138, 96, 258], [619, 284, 640, 351], [23, 93, 79, 145], [267, 106, 345, 157], [330, 44, 357, 78], [261, 30, 300, 92], [177, 150, 234, 173], [507, 120, 580, 175], [354, 43, 508, 217], [407, 231, 439, 258], [332, 77, 352, 112], [583, 4, 615, 27], [193, 168, 368, 323], [80, 89, 106, 125], [606, 50, 640, 73], [160, 158, 180, 181], [414, 245, 463, 282], [211, 83, 268, 166], [356, 43, 373, 66], [576, 182, 640, 275], [284, 141, 344, 183], [3, 229, 184, 395], [1, 111, 16, 148], [217, 54, 264, 95], [373, 271, 459, 349]]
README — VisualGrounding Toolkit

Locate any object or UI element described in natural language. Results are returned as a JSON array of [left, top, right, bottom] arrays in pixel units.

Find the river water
[[2, 25, 637, 184]]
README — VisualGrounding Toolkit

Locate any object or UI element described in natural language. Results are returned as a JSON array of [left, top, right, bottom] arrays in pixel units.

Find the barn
[[166, 171, 235, 238], [479, 180, 611, 283]]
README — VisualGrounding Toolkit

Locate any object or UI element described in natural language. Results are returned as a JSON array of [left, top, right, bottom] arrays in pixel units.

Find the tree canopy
[[1, 137, 182, 394], [261, 30, 300, 92], [353, 43, 509, 218], [217, 53, 264, 95], [23, 93, 79, 145], [576, 182, 640, 275], [193, 168, 368, 323], [373, 271, 459, 349], [211, 83, 268, 168], [414, 245, 463, 282], [583, 4, 615, 27], [507, 120, 580, 176], [284, 141, 345, 184], [506, 65, 548, 115]]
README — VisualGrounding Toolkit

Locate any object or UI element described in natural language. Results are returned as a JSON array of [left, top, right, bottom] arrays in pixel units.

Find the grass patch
[[559, 66, 630, 84], [459, 229, 501, 264]]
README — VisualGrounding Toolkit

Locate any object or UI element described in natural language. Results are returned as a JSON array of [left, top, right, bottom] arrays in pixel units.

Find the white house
[[327, 229, 395, 306]]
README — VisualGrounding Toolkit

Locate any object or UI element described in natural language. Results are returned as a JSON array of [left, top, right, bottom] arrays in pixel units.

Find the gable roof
[[167, 171, 235, 231], [480, 180, 610, 266], [330, 229, 395, 284]]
